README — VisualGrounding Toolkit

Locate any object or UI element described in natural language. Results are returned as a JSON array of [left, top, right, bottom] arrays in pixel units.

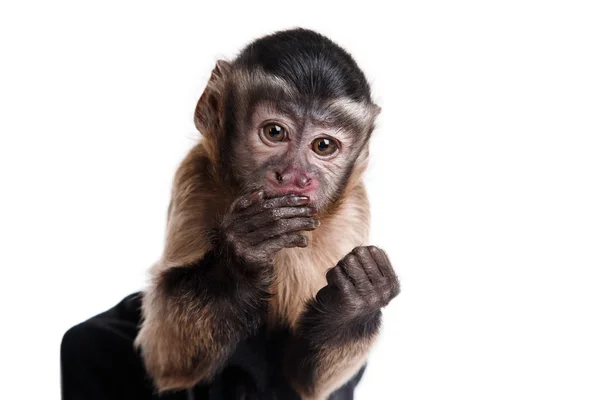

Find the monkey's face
[[230, 100, 373, 210]]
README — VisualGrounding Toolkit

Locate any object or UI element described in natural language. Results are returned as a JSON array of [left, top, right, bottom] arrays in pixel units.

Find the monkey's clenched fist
[[216, 190, 319, 269], [315, 246, 400, 323]]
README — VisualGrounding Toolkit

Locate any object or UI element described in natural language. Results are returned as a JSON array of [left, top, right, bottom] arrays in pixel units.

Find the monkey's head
[[195, 29, 380, 210]]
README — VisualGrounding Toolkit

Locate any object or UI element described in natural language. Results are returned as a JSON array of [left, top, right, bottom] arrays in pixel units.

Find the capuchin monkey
[[61, 28, 399, 400]]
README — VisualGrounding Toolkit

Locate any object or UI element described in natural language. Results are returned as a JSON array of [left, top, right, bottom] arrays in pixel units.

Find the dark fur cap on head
[[233, 28, 374, 104]]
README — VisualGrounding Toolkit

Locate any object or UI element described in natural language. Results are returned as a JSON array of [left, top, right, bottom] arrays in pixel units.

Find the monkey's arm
[[136, 190, 318, 392], [284, 246, 399, 400], [135, 251, 271, 392], [285, 303, 381, 400]]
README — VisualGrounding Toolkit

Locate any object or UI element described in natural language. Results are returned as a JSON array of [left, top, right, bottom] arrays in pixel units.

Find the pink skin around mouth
[[264, 179, 320, 200]]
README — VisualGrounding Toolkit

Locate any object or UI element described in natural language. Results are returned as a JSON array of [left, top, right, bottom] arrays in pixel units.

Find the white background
[[1, 1, 599, 399]]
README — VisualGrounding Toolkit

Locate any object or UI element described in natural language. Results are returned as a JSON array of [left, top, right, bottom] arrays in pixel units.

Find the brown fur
[[305, 335, 376, 400]]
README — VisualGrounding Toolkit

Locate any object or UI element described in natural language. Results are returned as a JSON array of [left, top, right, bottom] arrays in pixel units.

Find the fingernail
[[296, 196, 310, 205], [249, 190, 260, 200], [307, 207, 317, 216]]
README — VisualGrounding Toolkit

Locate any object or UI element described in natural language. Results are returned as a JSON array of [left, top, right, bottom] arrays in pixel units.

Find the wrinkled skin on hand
[[216, 190, 320, 269], [315, 246, 400, 323]]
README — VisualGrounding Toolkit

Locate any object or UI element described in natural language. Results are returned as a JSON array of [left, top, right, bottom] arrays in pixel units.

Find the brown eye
[[312, 137, 337, 156], [263, 123, 285, 142]]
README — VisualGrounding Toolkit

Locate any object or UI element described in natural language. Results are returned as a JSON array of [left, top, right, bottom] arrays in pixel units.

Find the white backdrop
[[1, 1, 599, 399]]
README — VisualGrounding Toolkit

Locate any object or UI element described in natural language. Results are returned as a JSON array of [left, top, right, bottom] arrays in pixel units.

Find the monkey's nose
[[273, 169, 313, 189], [275, 171, 284, 183], [296, 175, 311, 188]]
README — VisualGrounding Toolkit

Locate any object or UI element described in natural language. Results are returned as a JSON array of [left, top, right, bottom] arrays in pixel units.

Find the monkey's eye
[[312, 137, 338, 156], [262, 123, 286, 142]]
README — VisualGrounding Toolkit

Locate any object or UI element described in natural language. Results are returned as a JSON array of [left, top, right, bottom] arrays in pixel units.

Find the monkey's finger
[[261, 194, 310, 209], [237, 194, 310, 220], [243, 206, 318, 231], [352, 246, 385, 286], [365, 246, 400, 300], [367, 246, 395, 278], [233, 189, 265, 212], [339, 254, 373, 292], [249, 217, 319, 244], [261, 233, 308, 253], [315, 286, 339, 309], [325, 266, 357, 296]]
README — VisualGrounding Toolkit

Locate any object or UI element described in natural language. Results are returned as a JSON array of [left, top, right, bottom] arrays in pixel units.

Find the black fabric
[[61, 292, 366, 400]]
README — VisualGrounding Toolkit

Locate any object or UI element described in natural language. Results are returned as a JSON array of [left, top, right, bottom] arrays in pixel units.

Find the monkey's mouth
[[263, 182, 317, 198], [259, 186, 317, 207]]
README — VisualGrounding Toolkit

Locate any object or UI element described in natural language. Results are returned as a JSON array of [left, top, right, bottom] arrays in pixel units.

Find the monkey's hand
[[216, 189, 319, 270], [284, 247, 399, 398], [313, 246, 400, 331]]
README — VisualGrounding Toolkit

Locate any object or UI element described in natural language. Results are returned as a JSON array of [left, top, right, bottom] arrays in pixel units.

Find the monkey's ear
[[371, 103, 382, 117], [194, 60, 232, 135]]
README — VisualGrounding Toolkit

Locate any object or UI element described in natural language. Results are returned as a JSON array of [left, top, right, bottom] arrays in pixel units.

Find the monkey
[[60, 28, 399, 400]]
